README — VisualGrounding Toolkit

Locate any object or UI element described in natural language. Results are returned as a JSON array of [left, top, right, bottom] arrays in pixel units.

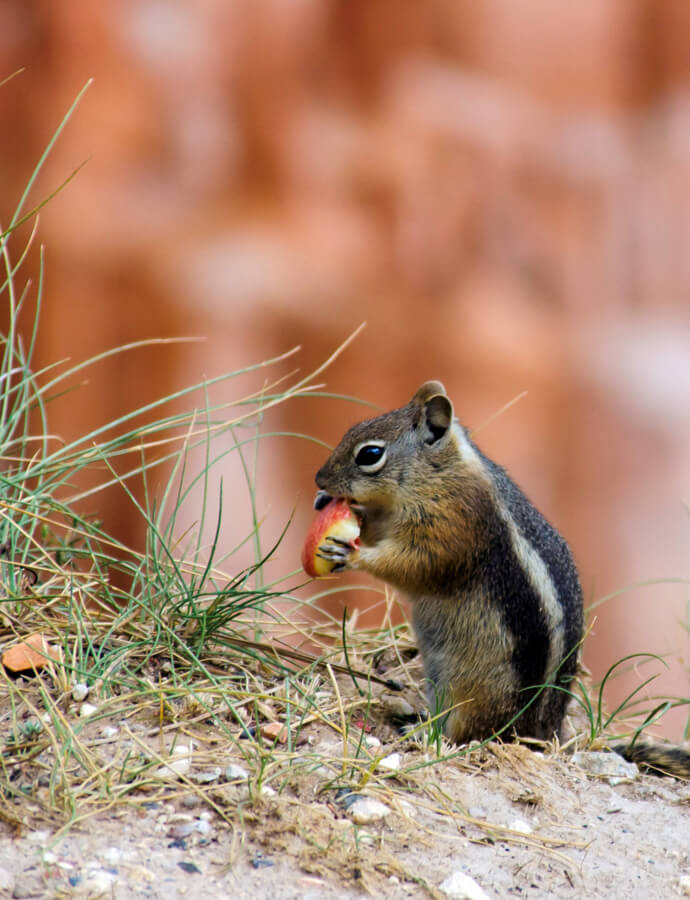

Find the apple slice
[[301, 497, 360, 577]]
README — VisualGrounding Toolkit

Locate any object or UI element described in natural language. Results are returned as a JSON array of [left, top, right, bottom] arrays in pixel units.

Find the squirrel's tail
[[613, 740, 690, 778]]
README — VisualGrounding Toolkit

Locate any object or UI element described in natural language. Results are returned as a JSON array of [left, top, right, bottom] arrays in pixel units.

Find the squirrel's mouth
[[313, 490, 333, 511], [313, 490, 364, 523]]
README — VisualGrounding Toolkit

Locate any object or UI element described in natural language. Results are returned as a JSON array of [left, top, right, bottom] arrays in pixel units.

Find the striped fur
[[313, 381, 689, 776], [315, 381, 583, 744]]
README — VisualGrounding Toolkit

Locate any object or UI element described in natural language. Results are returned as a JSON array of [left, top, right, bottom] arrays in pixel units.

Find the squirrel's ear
[[412, 382, 453, 444], [411, 381, 446, 407]]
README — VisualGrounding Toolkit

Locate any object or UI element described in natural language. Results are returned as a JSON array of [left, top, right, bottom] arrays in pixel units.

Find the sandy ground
[[1, 739, 688, 900]]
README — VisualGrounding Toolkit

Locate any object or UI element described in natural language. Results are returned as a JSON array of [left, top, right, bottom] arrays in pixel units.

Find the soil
[[0, 732, 688, 899]]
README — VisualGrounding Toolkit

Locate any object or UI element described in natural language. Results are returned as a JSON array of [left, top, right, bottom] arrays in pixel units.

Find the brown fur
[[314, 381, 581, 744], [313, 381, 690, 776]]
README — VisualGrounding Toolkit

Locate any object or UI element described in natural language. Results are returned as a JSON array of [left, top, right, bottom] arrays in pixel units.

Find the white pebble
[[83, 869, 117, 893], [27, 829, 52, 844], [101, 726, 118, 739], [225, 763, 248, 781], [507, 819, 532, 835], [100, 846, 123, 865], [439, 870, 492, 900], [260, 784, 276, 797], [378, 752, 401, 772], [0, 867, 14, 892], [679, 875, 690, 896], [154, 744, 192, 779], [71, 683, 89, 702], [79, 703, 99, 718], [364, 735, 381, 750], [347, 797, 391, 825]]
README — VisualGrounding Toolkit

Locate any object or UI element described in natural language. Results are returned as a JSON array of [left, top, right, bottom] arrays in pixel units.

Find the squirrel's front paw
[[301, 497, 361, 577], [315, 536, 359, 572]]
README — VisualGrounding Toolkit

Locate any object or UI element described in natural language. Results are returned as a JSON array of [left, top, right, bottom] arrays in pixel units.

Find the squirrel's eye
[[354, 442, 387, 473]]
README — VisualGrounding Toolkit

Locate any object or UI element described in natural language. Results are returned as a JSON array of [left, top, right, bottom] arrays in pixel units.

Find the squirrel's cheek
[[301, 498, 361, 577]]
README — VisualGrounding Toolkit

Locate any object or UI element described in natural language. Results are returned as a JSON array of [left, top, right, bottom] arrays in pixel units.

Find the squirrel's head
[[314, 381, 456, 522]]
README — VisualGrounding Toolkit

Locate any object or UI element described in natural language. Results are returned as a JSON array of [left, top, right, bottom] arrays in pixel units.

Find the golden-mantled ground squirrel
[[312, 381, 690, 777]]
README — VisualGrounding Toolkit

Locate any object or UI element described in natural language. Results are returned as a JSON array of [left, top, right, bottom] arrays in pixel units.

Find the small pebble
[[71, 683, 89, 702], [169, 823, 195, 839], [82, 869, 117, 894], [26, 829, 52, 844], [224, 763, 248, 781], [0, 867, 14, 893], [507, 819, 532, 835], [154, 745, 193, 780], [679, 874, 690, 896], [191, 768, 221, 784], [439, 870, 492, 900], [79, 703, 98, 718], [346, 797, 391, 825], [572, 751, 639, 782], [178, 862, 201, 874], [100, 847, 123, 866], [364, 735, 381, 750], [167, 813, 194, 824], [101, 726, 118, 739], [260, 722, 288, 743], [377, 752, 401, 772]]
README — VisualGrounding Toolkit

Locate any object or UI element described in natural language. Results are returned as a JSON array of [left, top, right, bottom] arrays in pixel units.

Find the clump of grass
[[0, 83, 375, 832], [559, 650, 689, 751]]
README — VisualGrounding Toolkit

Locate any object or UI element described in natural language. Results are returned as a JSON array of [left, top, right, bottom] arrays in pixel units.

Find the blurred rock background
[[1, 1, 688, 736]]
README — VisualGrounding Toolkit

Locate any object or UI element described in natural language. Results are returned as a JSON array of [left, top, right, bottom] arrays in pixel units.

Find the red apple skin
[[301, 498, 361, 577]]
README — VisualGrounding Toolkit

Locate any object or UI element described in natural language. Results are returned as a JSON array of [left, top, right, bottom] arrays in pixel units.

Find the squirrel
[[312, 381, 690, 778]]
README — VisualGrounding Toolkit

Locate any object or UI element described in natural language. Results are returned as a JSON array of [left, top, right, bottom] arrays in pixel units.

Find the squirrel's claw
[[323, 535, 352, 548], [315, 535, 356, 570]]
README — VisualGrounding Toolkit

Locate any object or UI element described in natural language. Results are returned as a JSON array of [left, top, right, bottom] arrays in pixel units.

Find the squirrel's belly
[[411, 590, 521, 739]]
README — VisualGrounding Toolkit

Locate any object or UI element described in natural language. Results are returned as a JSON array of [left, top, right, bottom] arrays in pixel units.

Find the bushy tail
[[613, 741, 690, 779]]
